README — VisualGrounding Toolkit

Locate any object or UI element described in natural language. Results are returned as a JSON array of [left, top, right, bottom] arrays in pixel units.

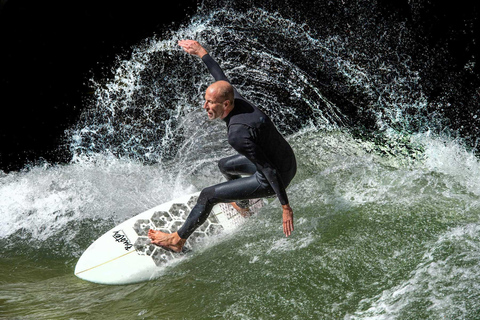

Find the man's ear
[[223, 99, 231, 109]]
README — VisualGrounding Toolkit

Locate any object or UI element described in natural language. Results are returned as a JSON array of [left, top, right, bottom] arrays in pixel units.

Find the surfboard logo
[[112, 230, 133, 251]]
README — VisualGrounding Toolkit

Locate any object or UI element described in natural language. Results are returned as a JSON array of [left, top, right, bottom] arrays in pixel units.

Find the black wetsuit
[[177, 54, 296, 239]]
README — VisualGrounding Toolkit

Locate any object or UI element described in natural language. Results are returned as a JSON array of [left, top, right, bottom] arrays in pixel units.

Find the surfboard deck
[[74, 192, 265, 285]]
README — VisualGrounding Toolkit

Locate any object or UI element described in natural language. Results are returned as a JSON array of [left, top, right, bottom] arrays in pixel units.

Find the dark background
[[0, 0, 478, 172], [0, 0, 197, 172]]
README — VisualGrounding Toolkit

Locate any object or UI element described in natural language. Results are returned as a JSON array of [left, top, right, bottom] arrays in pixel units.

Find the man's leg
[[149, 173, 275, 252], [218, 154, 257, 181], [218, 154, 257, 209], [177, 174, 274, 238]]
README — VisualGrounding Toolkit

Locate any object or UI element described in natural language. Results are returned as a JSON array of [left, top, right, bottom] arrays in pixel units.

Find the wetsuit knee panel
[[217, 157, 229, 174], [198, 186, 216, 205]]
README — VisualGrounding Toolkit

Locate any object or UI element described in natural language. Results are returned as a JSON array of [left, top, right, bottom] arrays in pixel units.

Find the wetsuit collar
[[223, 102, 239, 126]]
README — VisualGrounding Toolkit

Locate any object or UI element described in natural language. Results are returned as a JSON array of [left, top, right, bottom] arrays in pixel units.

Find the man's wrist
[[198, 49, 208, 58]]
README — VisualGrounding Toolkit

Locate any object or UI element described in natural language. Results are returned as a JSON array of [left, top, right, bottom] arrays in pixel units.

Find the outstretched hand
[[178, 40, 208, 58], [282, 204, 294, 237]]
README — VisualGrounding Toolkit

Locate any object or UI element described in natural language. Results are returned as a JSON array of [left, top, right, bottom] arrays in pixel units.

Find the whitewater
[[1, 5, 480, 320]]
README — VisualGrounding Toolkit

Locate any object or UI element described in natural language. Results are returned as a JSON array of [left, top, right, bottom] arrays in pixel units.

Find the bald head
[[203, 80, 235, 120], [206, 80, 234, 105]]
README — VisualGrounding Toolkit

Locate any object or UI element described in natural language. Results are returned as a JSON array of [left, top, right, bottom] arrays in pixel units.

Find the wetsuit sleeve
[[202, 54, 229, 82], [228, 124, 289, 205], [202, 54, 244, 100]]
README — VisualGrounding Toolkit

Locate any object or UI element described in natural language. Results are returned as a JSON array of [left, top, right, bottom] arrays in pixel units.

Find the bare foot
[[148, 230, 186, 253], [230, 202, 252, 217]]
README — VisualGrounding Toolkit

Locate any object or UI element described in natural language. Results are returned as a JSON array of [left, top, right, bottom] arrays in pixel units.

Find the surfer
[[148, 40, 297, 252]]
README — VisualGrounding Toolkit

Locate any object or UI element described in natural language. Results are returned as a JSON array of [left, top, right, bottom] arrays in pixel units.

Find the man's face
[[203, 88, 226, 120]]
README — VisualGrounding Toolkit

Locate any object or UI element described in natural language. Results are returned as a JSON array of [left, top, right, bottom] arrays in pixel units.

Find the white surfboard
[[74, 192, 265, 285]]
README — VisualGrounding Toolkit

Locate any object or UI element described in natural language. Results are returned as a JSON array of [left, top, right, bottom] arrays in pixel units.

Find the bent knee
[[198, 186, 216, 205], [217, 157, 229, 174]]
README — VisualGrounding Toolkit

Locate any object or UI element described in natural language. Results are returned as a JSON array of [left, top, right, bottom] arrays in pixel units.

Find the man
[[148, 40, 297, 252]]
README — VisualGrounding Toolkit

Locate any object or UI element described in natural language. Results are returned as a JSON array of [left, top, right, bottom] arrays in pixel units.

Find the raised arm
[[178, 39, 208, 58], [178, 40, 245, 100], [178, 40, 228, 81]]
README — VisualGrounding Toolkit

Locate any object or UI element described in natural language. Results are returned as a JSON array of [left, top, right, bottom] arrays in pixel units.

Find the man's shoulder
[[229, 102, 268, 125]]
